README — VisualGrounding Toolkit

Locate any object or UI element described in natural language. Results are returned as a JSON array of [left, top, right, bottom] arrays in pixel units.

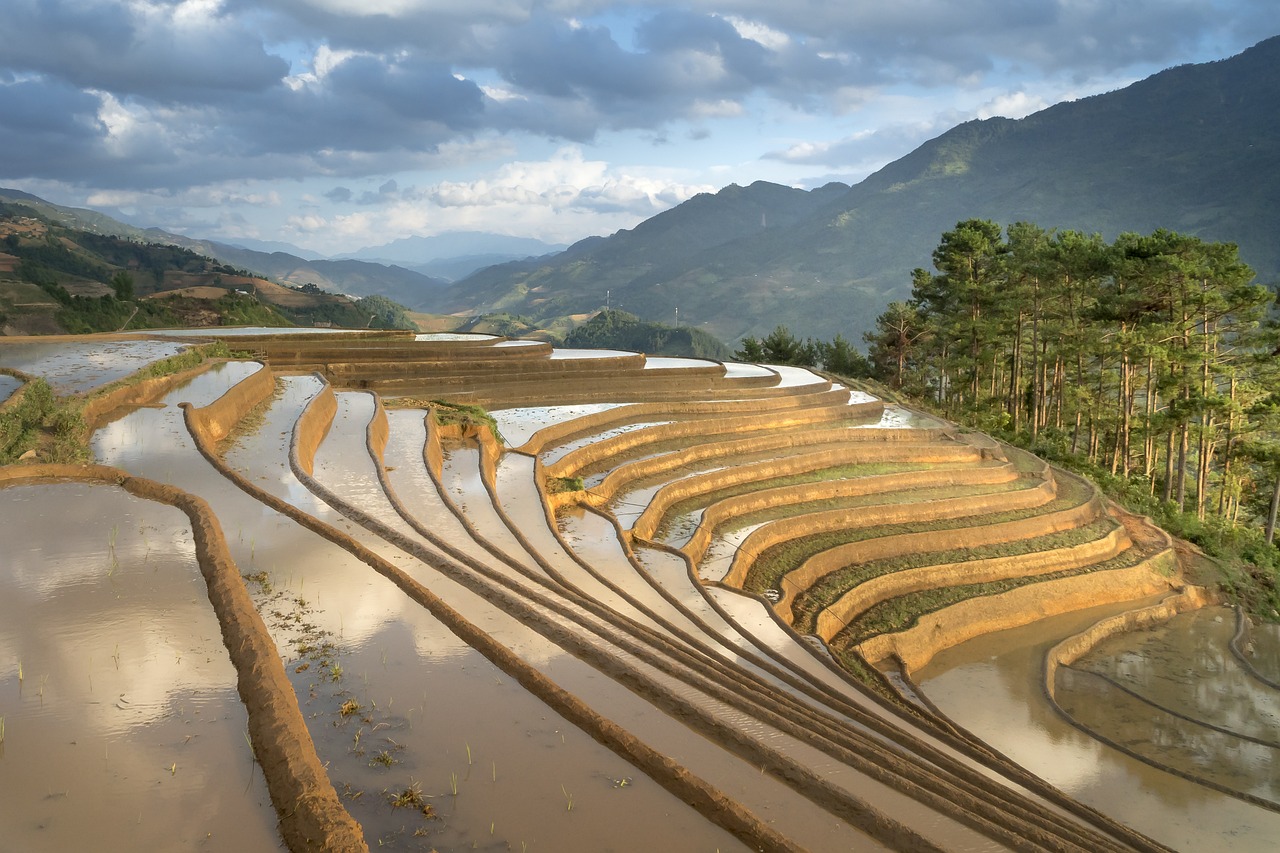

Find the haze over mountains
[[5, 36, 1277, 345], [434, 35, 1280, 343]]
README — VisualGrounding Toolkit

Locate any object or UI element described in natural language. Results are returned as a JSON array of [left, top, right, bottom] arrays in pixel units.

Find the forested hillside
[[864, 220, 1280, 611]]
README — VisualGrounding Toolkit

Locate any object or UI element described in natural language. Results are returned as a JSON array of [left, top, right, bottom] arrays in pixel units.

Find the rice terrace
[[0, 326, 1274, 853]]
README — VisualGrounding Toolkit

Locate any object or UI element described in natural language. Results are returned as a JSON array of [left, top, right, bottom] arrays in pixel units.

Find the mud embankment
[[0, 463, 366, 853], [1043, 584, 1217, 700], [517, 388, 855, 455], [816, 524, 1134, 640], [640, 445, 1006, 544], [545, 403, 880, 481], [181, 362, 275, 445], [857, 548, 1180, 673], [724, 472, 1068, 592]]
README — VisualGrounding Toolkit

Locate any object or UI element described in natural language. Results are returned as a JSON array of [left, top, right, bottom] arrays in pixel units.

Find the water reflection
[[0, 482, 280, 850], [0, 339, 188, 394], [919, 604, 1280, 851]]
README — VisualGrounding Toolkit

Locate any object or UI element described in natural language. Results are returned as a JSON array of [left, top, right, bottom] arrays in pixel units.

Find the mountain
[[172, 239, 450, 309], [435, 35, 1280, 344], [343, 231, 567, 265], [432, 179, 851, 322], [0, 188, 450, 308], [223, 237, 326, 260], [0, 202, 418, 335]]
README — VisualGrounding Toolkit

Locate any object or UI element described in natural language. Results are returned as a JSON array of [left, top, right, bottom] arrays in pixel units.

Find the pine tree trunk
[[1267, 476, 1279, 545]]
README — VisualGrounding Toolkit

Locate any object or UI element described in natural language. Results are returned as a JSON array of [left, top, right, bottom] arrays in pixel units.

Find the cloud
[[0, 0, 1269, 249]]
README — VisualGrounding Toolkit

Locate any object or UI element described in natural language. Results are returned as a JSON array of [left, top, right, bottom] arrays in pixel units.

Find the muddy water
[[155, 327, 352, 337], [548, 348, 634, 359], [0, 372, 21, 404], [697, 521, 767, 582], [642, 357, 719, 369], [1060, 607, 1280, 803], [224, 378, 753, 850], [0, 339, 188, 394], [918, 602, 1280, 852], [722, 363, 776, 379], [413, 333, 497, 341], [538, 420, 675, 467], [1243, 618, 1280, 684], [761, 364, 828, 388], [489, 403, 623, 449], [92, 361, 263, 476], [0, 482, 280, 851]]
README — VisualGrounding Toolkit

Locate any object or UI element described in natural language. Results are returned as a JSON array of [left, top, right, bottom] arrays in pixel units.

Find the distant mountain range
[[432, 35, 1280, 344]]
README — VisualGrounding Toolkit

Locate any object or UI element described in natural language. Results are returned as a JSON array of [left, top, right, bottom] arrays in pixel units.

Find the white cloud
[[975, 90, 1051, 120]]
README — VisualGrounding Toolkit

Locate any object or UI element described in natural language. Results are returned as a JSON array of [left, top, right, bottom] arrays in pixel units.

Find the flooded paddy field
[[2, 332, 1260, 852], [0, 482, 280, 851], [918, 605, 1280, 852], [0, 372, 21, 404], [0, 338, 188, 394]]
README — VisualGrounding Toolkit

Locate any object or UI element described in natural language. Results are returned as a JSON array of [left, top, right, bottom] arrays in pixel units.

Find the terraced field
[[2, 329, 1274, 852]]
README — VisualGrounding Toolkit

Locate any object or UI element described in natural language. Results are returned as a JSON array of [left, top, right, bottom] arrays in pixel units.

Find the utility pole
[[674, 307, 679, 327]]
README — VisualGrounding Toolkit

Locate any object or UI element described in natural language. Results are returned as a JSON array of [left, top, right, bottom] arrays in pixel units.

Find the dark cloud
[[0, 79, 109, 180], [0, 0, 288, 104], [0, 0, 1268, 194], [325, 186, 353, 203]]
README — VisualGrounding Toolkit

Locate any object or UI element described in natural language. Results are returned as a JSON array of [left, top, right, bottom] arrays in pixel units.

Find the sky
[[0, 1, 1273, 256]]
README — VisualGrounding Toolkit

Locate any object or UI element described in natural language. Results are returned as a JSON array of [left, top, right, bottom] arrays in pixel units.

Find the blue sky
[[1, 0, 1273, 255]]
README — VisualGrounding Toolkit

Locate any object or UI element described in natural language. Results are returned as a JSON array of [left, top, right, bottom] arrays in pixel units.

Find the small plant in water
[[369, 750, 397, 768], [339, 698, 362, 717], [389, 780, 424, 809], [561, 784, 573, 812]]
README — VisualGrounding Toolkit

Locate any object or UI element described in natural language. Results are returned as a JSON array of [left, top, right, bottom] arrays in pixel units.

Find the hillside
[[0, 204, 418, 334], [434, 35, 1280, 343], [0, 188, 451, 311]]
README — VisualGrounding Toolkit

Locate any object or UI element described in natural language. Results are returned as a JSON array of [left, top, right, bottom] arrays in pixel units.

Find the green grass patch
[[831, 541, 1157, 648], [547, 475, 585, 494], [742, 473, 1093, 596], [789, 517, 1119, 633], [429, 400, 504, 445]]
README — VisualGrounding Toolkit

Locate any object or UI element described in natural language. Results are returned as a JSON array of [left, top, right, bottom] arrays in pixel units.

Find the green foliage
[[565, 309, 730, 359], [0, 378, 54, 463], [547, 476, 585, 494], [872, 221, 1279, 616], [430, 401, 503, 445], [110, 271, 134, 300], [357, 295, 420, 332]]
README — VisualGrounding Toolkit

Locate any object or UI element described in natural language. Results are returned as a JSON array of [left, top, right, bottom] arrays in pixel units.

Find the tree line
[[736, 219, 1280, 601], [859, 220, 1279, 556]]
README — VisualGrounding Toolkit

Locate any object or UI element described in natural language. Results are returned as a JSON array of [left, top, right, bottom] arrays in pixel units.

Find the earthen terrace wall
[[724, 473, 1063, 591], [545, 402, 882, 480], [814, 524, 1134, 640], [855, 550, 1180, 673], [634, 447, 1007, 542], [181, 362, 274, 445]]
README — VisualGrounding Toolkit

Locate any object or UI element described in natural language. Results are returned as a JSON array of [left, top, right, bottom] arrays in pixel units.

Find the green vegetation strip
[[386, 398, 505, 445], [653, 461, 934, 539], [789, 518, 1119, 634], [829, 542, 1157, 648], [0, 341, 248, 465], [741, 474, 1093, 596]]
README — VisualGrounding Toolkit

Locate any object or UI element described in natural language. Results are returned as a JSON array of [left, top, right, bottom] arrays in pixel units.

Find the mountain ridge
[[434, 35, 1280, 343]]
